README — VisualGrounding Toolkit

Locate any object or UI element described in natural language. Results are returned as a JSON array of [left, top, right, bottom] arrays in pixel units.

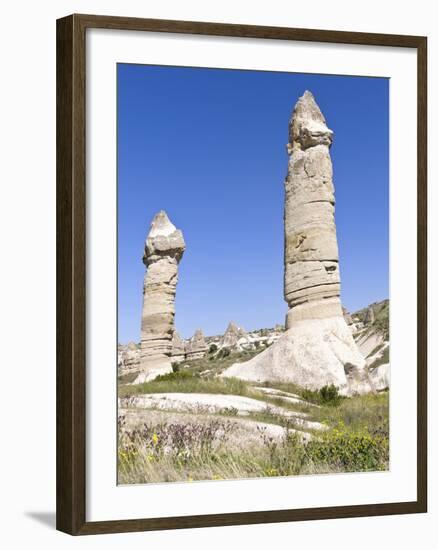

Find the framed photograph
[[56, 14, 427, 535]]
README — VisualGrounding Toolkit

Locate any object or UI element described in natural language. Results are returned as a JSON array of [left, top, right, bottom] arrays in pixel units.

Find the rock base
[[133, 361, 173, 384], [221, 316, 374, 396]]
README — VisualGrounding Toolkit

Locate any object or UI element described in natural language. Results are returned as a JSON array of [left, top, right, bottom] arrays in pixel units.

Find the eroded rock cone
[[118, 342, 140, 374], [220, 321, 247, 349], [134, 211, 185, 383], [186, 329, 208, 360], [171, 331, 186, 364], [222, 91, 373, 395]]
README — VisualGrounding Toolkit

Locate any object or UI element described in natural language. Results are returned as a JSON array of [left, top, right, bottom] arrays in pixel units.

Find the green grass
[[118, 347, 265, 397], [118, 345, 390, 484], [312, 391, 389, 434], [118, 422, 317, 484], [119, 369, 314, 419], [119, 371, 257, 399], [118, 396, 389, 485]]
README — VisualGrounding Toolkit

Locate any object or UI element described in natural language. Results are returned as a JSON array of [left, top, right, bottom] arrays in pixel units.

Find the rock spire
[[186, 329, 208, 361], [171, 331, 186, 364], [135, 211, 185, 383], [220, 321, 247, 349], [221, 92, 373, 395], [284, 90, 340, 325]]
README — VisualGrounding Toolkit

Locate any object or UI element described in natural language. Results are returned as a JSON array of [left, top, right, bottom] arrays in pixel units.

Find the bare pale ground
[[119, 392, 326, 431]]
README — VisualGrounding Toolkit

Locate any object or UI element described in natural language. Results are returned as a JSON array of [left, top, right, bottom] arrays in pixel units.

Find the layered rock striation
[[118, 342, 140, 374], [135, 211, 185, 383], [186, 329, 208, 360], [222, 91, 372, 395], [284, 90, 341, 325], [171, 331, 186, 364]]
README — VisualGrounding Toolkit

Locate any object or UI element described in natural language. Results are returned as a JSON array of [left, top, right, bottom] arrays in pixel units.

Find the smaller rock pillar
[[135, 211, 185, 383]]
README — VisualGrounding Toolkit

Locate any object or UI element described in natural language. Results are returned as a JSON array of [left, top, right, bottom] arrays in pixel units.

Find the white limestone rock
[[355, 329, 385, 360], [134, 211, 185, 383], [222, 317, 371, 395], [369, 363, 390, 391]]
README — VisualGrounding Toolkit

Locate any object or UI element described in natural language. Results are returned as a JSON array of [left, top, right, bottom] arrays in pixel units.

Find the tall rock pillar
[[221, 92, 373, 395], [284, 90, 342, 326], [135, 211, 185, 383]]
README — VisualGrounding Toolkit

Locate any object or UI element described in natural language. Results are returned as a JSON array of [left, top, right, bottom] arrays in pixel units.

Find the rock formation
[[222, 91, 372, 395], [118, 342, 140, 374], [369, 363, 390, 391], [363, 306, 375, 325], [171, 331, 186, 364], [134, 211, 186, 383], [186, 329, 208, 360], [220, 321, 247, 349]]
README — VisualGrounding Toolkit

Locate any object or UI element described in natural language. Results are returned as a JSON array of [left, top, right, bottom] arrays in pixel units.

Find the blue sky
[[118, 64, 389, 342]]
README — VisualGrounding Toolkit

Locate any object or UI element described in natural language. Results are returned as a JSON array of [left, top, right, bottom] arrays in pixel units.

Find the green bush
[[306, 423, 389, 472], [319, 384, 342, 405], [302, 384, 343, 406], [217, 347, 231, 359], [209, 344, 218, 354]]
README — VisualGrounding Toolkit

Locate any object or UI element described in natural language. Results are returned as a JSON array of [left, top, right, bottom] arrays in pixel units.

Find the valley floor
[[118, 349, 389, 484]]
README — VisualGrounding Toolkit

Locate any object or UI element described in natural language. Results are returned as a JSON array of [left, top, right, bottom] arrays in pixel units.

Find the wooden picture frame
[[56, 13, 427, 535]]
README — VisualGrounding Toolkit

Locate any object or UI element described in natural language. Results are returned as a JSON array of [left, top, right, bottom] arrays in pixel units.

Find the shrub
[[319, 384, 342, 406], [209, 344, 218, 354], [217, 347, 231, 359], [302, 384, 343, 406], [306, 423, 389, 472]]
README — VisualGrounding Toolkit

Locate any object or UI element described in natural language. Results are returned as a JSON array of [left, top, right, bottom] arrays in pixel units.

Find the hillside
[[352, 299, 389, 338]]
